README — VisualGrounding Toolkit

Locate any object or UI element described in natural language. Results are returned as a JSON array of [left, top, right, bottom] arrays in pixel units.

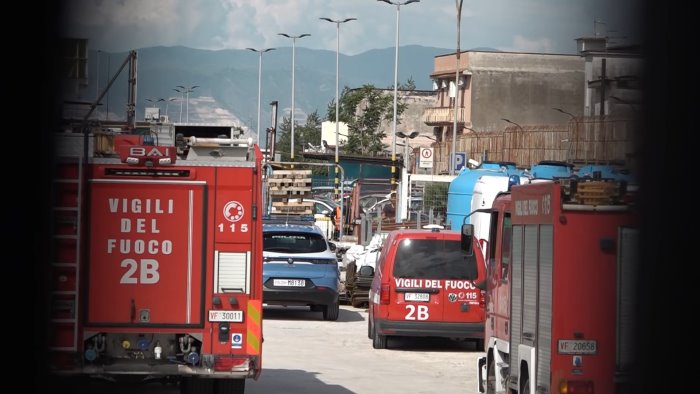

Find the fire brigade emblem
[[448, 293, 458, 302], [223, 201, 245, 222]]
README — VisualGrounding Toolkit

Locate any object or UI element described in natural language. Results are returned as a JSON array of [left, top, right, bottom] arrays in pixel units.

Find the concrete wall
[[379, 91, 437, 149], [582, 55, 643, 117], [468, 52, 585, 130]]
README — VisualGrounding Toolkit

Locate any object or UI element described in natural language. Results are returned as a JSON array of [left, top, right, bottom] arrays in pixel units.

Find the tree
[[275, 110, 328, 175], [326, 80, 413, 156]]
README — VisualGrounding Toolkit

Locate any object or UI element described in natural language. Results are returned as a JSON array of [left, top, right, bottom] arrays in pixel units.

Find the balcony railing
[[422, 107, 466, 125]]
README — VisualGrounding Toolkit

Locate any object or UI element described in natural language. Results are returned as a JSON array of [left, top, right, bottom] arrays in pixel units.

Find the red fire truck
[[49, 132, 264, 393], [469, 179, 638, 394]]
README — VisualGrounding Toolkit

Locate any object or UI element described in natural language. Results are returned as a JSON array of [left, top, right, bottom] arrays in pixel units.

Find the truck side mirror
[[461, 224, 474, 255]]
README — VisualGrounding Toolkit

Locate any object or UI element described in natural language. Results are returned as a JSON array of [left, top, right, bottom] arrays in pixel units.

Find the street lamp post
[[501, 118, 525, 166], [320, 16, 356, 203], [396, 130, 419, 221], [451, 0, 464, 175], [246, 47, 276, 146], [176, 85, 199, 124], [145, 98, 165, 120], [378, 0, 420, 223], [553, 107, 578, 163], [173, 88, 185, 123], [278, 33, 311, 164], [164, 98, 177, 122], [396, 131, 419, 172]]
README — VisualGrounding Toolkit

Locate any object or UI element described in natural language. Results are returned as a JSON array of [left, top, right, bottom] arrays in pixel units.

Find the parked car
[[262, 219, 340, 321], [367, 226, 486, 349]]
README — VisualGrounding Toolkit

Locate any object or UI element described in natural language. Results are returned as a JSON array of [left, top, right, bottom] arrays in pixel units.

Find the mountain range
[[71, 45, 496, 138]]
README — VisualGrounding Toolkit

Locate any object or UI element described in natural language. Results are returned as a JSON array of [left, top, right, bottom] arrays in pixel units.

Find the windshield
[[393, 239, 478, 280], [263, 232, 328, 254]]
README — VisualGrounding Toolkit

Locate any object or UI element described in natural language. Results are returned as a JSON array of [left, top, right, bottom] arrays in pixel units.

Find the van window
[[393, 239, 478, 280]]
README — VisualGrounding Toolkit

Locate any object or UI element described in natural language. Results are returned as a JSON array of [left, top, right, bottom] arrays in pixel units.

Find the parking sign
[[453, 152, 466, 171]]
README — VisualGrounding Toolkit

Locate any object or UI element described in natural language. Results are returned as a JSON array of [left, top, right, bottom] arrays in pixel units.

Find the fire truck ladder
[[49, 156, 83, 352]]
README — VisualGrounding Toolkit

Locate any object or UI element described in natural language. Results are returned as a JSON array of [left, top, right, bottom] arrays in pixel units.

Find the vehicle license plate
[[557, 339, 597, 354], [273, 279, 306, 287], [404, 292, 430, 302], [208, 310, 244, 322]]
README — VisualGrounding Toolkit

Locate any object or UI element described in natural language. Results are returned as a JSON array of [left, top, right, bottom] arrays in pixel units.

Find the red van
[[367, 226, 486, 349]]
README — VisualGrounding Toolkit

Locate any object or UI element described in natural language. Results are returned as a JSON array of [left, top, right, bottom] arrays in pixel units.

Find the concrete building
[[423, 50, 585, 142], [576, 37, 643, 119]]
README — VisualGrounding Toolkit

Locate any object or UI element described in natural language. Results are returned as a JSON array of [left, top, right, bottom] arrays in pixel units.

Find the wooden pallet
[[268, 179, 312, 187], [269, 186, 312, 193], [272, 201, 314, 207], [270, 170, 312, 179], [271, 200, 314, 215], [574, 181, 620, 205], [271, 201, 313, 214]]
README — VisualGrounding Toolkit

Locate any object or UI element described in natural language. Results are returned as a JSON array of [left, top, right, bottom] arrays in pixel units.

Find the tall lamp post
[[396, 131, 419, 172], [378, 0, 420, 223], [502, 118, 525, 166], [145, 98, 165, 120], [164, 98, 177, 121], [173, 88, 185, 123], [451, 0, 464, 175], [278, 33, 311, 164], [246, 47, 276, 146], [320, 16, 356, 203], [553, 107, 578, 163], [176, 85, 199, 124], [396, 131, 419, 221]]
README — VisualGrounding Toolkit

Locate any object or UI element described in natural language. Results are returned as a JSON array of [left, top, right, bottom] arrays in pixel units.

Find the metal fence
[[431, 115, 636, 173]]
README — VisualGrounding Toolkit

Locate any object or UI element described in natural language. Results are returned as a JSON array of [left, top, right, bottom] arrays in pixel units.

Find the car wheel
[[351, 294, 365, 308], [372, 327, 387, 349], [322, 299, 340, 321]]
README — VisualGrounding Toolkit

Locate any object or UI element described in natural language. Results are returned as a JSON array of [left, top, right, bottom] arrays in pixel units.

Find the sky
[[59, 0, 642, 55]]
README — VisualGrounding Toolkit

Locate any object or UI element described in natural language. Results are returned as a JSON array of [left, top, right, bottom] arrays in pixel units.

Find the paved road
[[72, 305, 485, 394]]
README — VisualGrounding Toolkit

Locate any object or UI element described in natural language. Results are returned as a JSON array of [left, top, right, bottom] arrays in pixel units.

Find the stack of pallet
[[573, 180, 621, 205], [269, 169, 313, 215]]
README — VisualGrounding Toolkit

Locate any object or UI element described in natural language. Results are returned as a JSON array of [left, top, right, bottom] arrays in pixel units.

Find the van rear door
[[389, 235, 484, 323], [438, 237, 485, 323]]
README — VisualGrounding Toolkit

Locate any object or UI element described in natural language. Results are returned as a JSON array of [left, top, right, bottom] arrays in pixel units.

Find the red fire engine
[[469, 179, 638, 394], [49, 132, 264, 393]]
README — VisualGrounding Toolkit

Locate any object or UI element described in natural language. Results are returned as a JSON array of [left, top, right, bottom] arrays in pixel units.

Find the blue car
[[262, 221, 340, 321]]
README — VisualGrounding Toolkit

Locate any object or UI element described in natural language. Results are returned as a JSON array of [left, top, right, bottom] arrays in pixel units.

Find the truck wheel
[[180, 377, 214, 394], [367, 316, 373, 339], [322, 299, 340, 321], [486, 359, 496, 394], [216, 378, 245, 394], [372, 328, 387, 349], [351, 295, 365, 308]]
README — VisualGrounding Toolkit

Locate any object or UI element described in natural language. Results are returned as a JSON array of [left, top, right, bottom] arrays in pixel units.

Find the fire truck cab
[[470, 179, 638, 394], [49, 132, 264, 394]]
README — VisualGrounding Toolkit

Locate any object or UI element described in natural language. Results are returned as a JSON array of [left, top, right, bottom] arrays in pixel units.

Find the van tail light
[[380, 284, 390, 305], [479, 290, 486, 308]]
